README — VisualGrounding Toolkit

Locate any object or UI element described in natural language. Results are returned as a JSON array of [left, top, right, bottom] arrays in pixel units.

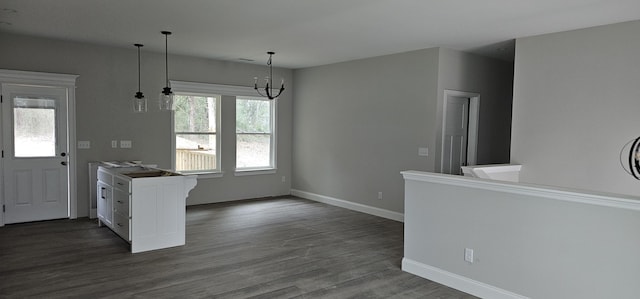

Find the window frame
[[170, 81, 223, 177], [234, 96, 277, 174]]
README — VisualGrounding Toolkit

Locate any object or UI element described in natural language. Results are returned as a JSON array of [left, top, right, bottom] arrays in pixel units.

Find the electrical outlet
[[111, 140, 118, 148], [77, 141, 90, 149], [377, 192, 383, 200], [120, 140, 132, 148], [418, 147, 429, 156], [281, 176, 286, 183], [464, 248, 474, 263]]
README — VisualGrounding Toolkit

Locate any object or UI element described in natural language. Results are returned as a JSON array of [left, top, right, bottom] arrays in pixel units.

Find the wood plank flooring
[[0, 196, 476, 298]]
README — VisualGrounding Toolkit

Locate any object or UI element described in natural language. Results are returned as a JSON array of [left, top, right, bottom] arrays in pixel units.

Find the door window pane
[[13, 98, 56, 158]]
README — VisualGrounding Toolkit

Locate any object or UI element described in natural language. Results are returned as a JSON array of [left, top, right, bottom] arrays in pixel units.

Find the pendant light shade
[[159, 31, 174, 110], [132, 43, 147, 113]]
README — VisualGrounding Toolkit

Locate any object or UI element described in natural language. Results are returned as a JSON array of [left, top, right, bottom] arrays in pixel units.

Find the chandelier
[[254, 51, 285, 99], [621, 136, 640, 179]]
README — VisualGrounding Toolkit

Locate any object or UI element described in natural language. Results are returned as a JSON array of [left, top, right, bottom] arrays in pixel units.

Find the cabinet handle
[[100, 187, 106, 199], [117, 223, 123, 227], [117, 182, 124, 185], [117, 200, 123, 203]]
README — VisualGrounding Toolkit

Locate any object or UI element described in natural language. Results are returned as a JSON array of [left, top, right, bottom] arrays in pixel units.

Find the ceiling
[[1, 0, 640, 69]]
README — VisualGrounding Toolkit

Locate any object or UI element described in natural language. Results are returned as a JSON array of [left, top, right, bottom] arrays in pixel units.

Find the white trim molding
[[291, 189, 404, 222], [402, 258, 529, 299], [0, 69, 78, 87], [401, 170, 640, 211], [170, 80, 258, 98]]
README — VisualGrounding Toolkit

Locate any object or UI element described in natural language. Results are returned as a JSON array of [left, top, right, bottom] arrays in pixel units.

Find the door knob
[[61, 161, 68, 166], [60, 152, 67, 157]]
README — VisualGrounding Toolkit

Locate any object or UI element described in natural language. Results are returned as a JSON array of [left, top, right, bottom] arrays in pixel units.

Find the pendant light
[[132, 43, 147, 113], [159, 31, 174, 110], [254, 51, 285, 100]]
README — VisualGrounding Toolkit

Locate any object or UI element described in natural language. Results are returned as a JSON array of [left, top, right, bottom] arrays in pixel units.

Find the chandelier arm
[[631, 137, 640, 179], [254, 87, 267, 98], [265, 85, 273, 99], [273, 90, 283, 99]]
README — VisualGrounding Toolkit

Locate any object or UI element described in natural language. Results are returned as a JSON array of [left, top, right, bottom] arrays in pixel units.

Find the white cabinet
[[96, 180, 112, 227], [96, 166, 197, 253]]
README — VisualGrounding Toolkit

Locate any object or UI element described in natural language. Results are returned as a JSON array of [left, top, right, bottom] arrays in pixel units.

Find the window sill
[[179, 171, 223, 179], [234, 168, 277, 176]]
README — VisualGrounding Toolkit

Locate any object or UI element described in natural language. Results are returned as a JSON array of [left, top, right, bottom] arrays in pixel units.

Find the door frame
[[440, 90, 480, 173], [0, 69, 78, 227]]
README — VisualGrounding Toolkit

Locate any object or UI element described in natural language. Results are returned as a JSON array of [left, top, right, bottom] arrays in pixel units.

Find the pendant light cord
[[268, 53, 273, 92], [165, 33, 169, 87], [137, 45, 142, 92], [134, 43, 144, 98]]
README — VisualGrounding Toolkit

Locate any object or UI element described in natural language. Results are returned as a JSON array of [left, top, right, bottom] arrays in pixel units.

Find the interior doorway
[[0, 70, 78, 226], [441, 90, 479, 175]]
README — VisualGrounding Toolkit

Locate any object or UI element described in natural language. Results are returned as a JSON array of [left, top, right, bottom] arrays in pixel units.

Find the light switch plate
[[111, 140, 118, 148], [418, 147, 429, 156], [120, 140, 132, 148], [77, 141, 90, 149]]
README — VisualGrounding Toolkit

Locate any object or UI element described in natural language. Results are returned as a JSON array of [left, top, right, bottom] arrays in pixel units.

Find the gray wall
[[292, 48, 513, 213], [511, 20, 640, 196], [404, 172, 640, 299], [0, 32, 293, 217], [436, 48, 513, 167]]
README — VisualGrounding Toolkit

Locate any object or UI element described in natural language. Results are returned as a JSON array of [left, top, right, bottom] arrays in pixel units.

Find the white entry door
[[442, 96, 470, 175], [1, 83, 69, 224]]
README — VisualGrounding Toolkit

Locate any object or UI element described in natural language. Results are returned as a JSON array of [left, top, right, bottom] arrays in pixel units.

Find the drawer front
[[114, 176, 131, 192], [113, 188, 130, 216], [97, 170, 113, 185], [113, 212, 131, 242]]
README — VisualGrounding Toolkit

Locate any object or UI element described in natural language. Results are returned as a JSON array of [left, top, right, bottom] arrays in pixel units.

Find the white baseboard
[[402, 258, 529, 299], [290, 189, 404, 222]]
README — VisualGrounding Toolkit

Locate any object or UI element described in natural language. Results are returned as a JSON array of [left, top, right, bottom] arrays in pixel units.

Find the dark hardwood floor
[[0, 196, 476, 298]]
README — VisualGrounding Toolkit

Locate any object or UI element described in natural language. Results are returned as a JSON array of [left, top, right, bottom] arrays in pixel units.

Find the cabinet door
[[96, 181, 113, 227]]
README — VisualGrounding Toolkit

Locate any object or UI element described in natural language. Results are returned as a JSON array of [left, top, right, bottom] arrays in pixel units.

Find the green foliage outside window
[[174, 95, 216, 133], [236, 98, 271, 133]]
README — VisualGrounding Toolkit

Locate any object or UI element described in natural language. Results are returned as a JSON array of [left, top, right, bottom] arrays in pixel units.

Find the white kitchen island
[[97, 166, 197, 253]]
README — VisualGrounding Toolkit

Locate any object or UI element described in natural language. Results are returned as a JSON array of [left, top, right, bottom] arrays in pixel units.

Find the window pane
[[236, 98, 271, 133], [176, 133, 216, 171], [174, 95, 217, 133], [14, 98, 56, 157], [236, 134, 271, 168]]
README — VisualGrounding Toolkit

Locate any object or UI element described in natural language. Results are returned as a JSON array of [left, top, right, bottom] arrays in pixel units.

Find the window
[[236, 97, 276, 171], [173, 93, 221, 173]]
